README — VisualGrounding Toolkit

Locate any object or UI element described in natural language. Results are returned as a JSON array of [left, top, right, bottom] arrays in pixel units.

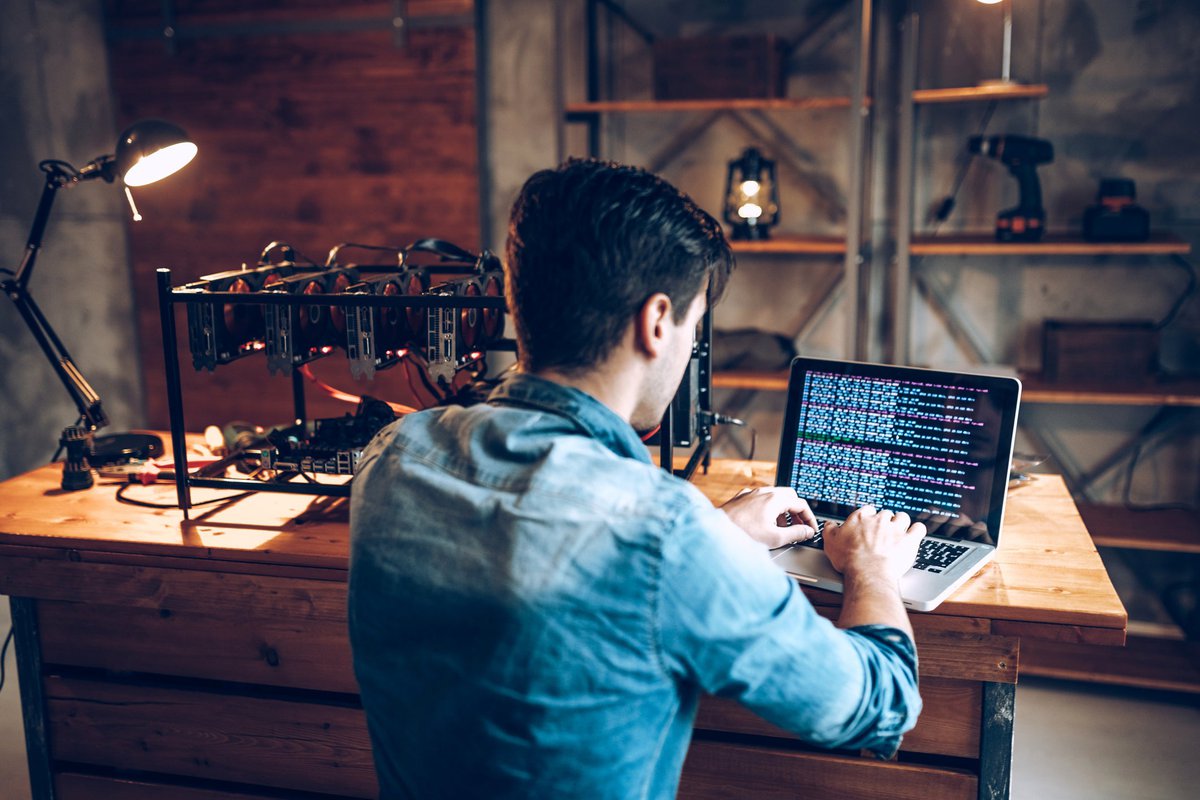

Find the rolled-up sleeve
[[656, 500, 922, 758], [835, 625, 920, 757]]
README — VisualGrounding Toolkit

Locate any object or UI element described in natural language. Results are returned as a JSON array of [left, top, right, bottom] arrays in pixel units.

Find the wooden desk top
[[689, 461, 1126, 641], [0, 458, 1125, 641]]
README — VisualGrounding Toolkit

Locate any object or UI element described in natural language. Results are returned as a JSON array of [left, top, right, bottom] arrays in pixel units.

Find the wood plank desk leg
[[11, 597, 54, 800], [979, 681, 1016, 800]]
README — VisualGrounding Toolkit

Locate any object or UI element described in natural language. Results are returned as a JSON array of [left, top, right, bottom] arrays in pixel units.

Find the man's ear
[[633, 292, 673, 358]]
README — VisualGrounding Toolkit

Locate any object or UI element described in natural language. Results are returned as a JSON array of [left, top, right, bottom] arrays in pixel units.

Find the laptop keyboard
[[912, 539, 972, 573], [798, 519, 828, 548], [797, 519, 971, 573]]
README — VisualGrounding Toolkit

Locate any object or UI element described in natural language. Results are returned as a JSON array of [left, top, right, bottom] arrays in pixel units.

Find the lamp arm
[[15, 177, 62, 289], [18, 155, 120, 287], [5, 174, 109, 432], [2, 277, 109, 432]]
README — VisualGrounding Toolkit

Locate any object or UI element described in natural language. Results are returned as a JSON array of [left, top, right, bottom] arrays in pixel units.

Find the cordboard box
[[653, 35, 786, 101], [1041, 319, 1159, 383]]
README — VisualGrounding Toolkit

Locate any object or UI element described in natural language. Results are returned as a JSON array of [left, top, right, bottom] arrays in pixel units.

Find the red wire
[[640, 424, 661, 442], [297, 364, 418, 415]]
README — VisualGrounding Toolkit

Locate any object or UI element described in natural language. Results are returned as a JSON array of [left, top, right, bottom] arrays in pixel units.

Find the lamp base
[[59, 426, 95, 492]]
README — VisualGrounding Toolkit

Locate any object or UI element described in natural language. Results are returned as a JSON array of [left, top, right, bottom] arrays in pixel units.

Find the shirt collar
[[488, 373, 652, 464]]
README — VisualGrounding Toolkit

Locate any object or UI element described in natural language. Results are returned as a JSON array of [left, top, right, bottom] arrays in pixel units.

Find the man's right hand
[[823, 506, 926, 584], [824, 506, 927, 635]]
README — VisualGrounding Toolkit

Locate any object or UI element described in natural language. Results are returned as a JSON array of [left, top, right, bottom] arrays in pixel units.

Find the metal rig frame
[[156, 267, 510, 516]]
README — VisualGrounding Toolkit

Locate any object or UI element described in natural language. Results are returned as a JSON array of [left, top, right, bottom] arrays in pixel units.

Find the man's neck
[[530, 359, 641, 424]]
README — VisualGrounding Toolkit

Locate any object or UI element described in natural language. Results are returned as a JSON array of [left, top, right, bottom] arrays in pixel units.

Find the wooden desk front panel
[[47, 676, 375, 798], [679, 741, 977, 800], [19, 559, 374, 799], [5, 554, 1009, 800]]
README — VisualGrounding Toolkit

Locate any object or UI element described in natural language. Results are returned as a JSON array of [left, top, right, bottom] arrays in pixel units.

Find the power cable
[[0, 625, 14, 694]]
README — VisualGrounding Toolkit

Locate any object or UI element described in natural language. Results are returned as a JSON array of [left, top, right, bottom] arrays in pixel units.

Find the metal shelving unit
[[559, 0, 876, 366], [891, 5, 1199, 693]]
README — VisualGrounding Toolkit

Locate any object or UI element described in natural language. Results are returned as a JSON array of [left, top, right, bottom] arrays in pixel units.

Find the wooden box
[[1042, 319, 1159, 383], [653, 34, 786, 100]]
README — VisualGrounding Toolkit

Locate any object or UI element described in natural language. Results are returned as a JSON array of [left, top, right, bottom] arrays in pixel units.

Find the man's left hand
[[721, 487, 818, 549]]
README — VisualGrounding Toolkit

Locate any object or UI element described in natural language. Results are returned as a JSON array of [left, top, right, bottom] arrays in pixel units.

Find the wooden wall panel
[[103, 1, 474, 26], [103, 1, 479, 428], [47, 676, 377, 798]]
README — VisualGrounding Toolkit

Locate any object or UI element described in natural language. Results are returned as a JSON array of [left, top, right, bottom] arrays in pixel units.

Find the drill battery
[[1082, 178, 1150, 242]]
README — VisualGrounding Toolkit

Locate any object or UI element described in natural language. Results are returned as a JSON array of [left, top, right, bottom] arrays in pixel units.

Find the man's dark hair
[[505, 158, 734, 373]]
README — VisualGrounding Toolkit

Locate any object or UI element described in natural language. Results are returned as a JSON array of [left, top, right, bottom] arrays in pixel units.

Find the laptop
[[770, 357, 1022, 611]]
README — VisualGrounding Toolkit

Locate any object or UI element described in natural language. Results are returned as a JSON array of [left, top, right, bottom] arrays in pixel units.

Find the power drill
[[968, 135, 1054, 242]]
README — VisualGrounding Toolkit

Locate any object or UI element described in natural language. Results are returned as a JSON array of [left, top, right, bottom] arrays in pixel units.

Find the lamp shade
[[115, 119, 197, 187]]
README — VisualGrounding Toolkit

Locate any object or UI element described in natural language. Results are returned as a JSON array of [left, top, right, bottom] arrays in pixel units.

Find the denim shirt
[[348, 373, 921, 800]]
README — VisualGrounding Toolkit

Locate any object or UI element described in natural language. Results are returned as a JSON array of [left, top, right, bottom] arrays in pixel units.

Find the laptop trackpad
[[771, 545, 844, 586]]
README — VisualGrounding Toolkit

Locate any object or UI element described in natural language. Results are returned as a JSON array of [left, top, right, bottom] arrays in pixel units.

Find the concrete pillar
[[0, 0, 144, 481]]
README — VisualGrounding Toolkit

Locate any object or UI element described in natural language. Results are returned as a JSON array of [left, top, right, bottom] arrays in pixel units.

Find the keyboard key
[[800, 519, 829, 549]]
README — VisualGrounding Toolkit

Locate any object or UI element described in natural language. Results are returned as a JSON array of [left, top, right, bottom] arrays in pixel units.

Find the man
[[349, 159, 926, 799]]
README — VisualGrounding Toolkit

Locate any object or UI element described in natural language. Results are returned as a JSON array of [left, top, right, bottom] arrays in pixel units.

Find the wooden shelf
[[714, 369, 788, 391], [729, 235, 845, 255], [1019, 374, 1200, 407], [564, 84, 1048, 116], [565, 96, 852, 115], [1077, 503, 1200, 553], [912, 83, 1049, 104], [910, 231, 1191, 256], [715, 370, 1200, 406], [1021, 634, 1200, 694]]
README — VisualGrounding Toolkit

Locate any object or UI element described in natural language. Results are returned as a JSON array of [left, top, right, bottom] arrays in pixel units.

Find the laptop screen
[[776, 358, 1022, 546]]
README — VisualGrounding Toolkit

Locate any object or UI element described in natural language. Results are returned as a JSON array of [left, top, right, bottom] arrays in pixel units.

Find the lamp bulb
[[737, 203, 763, 220], [739, 179, 761, 197], [123, 141, 198, 187]]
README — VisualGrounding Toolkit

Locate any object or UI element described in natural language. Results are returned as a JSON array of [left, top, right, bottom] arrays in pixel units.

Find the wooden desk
[[0, 459, 1125, 800]]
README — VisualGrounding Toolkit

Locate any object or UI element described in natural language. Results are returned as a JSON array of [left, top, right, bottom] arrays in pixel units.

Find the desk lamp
[[976, 0, 1020, 87], [2, 119, 196, 489], [723, 147, 779, 240]]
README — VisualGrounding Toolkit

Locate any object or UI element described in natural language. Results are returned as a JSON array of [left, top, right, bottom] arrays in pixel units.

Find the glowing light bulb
[[123, 142, 198, 187], [740, 180, 760, 197], [738, 203, 763, 220]]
